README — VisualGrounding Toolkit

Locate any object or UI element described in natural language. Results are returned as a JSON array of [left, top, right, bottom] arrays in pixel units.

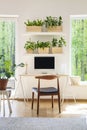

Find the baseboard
[[10, 98, 87, 102]]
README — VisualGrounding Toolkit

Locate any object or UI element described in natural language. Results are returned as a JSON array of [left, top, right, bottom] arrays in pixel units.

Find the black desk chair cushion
[[32, 87, 58, 95]]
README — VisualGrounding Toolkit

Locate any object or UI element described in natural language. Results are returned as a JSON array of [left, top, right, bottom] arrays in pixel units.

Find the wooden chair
[[31, 74, 61, 115]]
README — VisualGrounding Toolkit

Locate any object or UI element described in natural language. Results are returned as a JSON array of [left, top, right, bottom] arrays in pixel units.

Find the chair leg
[[37, 94, 40, 115], [52, 95, 54, 108], [31, 92, 34, 109], [58, 93, 61, 113]]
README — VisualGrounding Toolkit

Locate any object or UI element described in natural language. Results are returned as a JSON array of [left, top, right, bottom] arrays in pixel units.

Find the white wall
[[0, 0, 87, 99]]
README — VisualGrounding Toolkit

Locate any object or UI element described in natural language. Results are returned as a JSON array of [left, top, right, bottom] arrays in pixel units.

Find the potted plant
[[52, 37, 66, 53], [0, 55, 25, 90], [36, 40, 50, 54], [43, 16, 63, 32], [0, 54, 14, 90], [24, 19, 43, 32], [24, 40, 36, 53], [58, 37, 66, 47]]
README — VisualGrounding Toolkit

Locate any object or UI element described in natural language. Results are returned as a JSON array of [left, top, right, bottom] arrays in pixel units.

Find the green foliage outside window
[[71, 18, 87, 81], [0, 21, 15, 77]]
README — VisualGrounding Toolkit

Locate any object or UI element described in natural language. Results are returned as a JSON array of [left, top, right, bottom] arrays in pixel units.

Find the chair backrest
[[35, 75, 59, 91], [35, 75, 58, 80]]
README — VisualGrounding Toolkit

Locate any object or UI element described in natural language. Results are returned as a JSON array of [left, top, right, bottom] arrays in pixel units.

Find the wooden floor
[[0, 99, 87, 117]]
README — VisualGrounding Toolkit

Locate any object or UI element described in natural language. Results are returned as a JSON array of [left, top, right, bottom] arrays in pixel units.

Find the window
[[70, 15, 87, 81], [0, 15, 18, 88]]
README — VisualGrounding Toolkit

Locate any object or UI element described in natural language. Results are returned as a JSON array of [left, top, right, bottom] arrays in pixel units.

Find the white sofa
[[70, 76, 87, 87], [60, 75, 87, 101]]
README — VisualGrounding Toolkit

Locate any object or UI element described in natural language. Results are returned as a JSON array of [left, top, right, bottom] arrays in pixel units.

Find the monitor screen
[[34, 56, 55, 69]]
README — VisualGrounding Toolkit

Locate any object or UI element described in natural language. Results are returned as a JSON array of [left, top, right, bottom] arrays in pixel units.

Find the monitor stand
[[41, 72, 47, 74]]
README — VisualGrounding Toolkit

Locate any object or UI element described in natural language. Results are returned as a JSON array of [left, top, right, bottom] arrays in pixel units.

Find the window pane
[[71, 16, 87, 81], [0, 20, 15, 77]]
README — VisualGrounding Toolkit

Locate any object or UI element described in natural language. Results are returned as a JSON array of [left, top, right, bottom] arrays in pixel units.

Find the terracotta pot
[[0, 79, 8, 90]]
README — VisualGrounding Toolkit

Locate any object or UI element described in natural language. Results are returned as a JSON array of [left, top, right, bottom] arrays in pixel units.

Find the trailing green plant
[[44, 16, 63, 27], [52, 37, 66, 47], [36, 41, 50, 50], [24, 41, 36, 50], [24, 19, 43, 26]]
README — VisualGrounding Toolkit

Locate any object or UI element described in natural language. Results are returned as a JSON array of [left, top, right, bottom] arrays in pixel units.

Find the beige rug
[[0, 117, 87, 130]]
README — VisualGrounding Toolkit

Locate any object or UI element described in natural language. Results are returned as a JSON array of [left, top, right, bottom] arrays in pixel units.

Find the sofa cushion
[[70, 76, 81, 86]]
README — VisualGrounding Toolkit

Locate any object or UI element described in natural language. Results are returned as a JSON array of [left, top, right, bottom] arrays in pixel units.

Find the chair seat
[[32, 87, 58, 95]]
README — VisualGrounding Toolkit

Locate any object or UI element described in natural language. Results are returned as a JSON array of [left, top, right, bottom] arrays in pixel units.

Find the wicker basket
[[26, 26, 42, 32], [47, 26, 62, 32], [26, 49, 34, 54], [52, 47, 63, 53], [38, 48, 49, 54]]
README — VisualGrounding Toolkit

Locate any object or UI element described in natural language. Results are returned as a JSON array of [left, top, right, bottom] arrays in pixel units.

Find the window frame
[[70, 15, 87, 81], [0, 15, 19, 88]]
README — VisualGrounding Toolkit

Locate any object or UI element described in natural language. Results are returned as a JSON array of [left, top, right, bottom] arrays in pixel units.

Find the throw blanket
[[0, 117, 87, 130]]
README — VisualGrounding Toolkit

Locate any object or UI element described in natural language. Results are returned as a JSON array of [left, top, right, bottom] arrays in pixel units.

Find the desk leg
[[20, 77, 29, 102], [14, 79, 20, 99], [14, 76, 27, 104], [20, 76, 26, 103], [61, 76, 76, 104], [61, 76, 69, 105]]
